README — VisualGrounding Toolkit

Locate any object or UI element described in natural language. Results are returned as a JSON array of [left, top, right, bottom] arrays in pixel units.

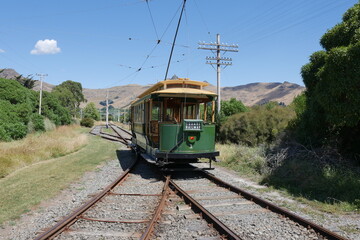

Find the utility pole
[[36, 73, 48, 115], [198, 34, 238, 113], [106, 90, 109, 128]]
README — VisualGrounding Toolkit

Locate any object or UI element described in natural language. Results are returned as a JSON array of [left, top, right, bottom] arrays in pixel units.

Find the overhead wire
[[146, 0, 160, 40], [242, 0, 355, 46]]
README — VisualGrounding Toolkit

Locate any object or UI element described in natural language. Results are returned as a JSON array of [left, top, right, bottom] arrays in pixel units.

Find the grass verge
[[0, 132, 119, 224], [215, 143, 360, 214], [0, 125, 88, 178]]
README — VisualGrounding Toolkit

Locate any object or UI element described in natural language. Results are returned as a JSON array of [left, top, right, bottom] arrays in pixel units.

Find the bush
[[0, 122, 27, 141], [219, 105, 295, 146], [30, 114, 45, 131], [80, 118, 94, 128]]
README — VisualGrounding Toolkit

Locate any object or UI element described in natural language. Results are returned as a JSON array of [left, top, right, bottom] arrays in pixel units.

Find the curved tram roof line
[[136, 78, 215, 100]]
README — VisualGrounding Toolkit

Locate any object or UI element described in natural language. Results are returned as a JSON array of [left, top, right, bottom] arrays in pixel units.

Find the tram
[[130, 78, 219, 166]]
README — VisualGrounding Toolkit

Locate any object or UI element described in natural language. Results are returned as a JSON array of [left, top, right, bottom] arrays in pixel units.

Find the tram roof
[[137, 78, 211, 99], [151, 88, 217, 97]]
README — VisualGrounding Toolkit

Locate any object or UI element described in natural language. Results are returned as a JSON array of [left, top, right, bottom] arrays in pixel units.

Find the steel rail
[[201, 171, 348, 240], [34, 159, 138, 240], [110, 123, 132, 136], [140, 175, 171, 240], [169, 179, 242, 240], [109, 124, 131, 146]]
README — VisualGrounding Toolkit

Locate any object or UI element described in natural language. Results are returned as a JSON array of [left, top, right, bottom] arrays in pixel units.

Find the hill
[[31, 80, 304, 108]]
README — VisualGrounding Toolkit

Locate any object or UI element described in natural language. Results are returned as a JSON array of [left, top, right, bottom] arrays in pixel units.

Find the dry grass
[[216, 143, 267, 180], [0, 133, 119, 224], [0, 125, 88, 178]]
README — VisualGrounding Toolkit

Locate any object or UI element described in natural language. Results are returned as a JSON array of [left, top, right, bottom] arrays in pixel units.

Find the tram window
[[152, 102, 160, 121], [183, 104, 196, 119]]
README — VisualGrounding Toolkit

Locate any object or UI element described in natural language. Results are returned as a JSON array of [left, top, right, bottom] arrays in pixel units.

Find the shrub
[[0, 122, 27, 141], [219, 105, 295, 146], [80, 118, 94, 128], [30, 114, 45, 131]]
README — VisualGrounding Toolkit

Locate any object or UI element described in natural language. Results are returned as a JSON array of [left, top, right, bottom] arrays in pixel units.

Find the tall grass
[[216, 144, 267, 179], [0, 125, 88, 178], [216, 143, 360, 213]]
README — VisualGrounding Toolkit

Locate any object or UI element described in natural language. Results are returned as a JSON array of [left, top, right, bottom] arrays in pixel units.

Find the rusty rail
[[201, 171, 348, 240], [140, 176, 171, 240], [109, 124, 132, 146], [34, 158, 138, 240], [169, 179, 242, 240]]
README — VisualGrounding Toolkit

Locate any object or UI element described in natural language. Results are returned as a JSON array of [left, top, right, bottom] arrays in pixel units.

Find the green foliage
[[53, 80, 86, 117], [99, 99, 113, 106], [220, 98, 248, 118], [0, 78, 71, 141], [14, 75, 36, 89], [30, 114, 45, 132], [83, 102, 100, 121], [0, 122, 27, 141], [40, 91, 72, 125], [80, 118, 94, 128], [219, 105, 295, 146], [290, 93, 307, 117], [298, 2, 360, 155]]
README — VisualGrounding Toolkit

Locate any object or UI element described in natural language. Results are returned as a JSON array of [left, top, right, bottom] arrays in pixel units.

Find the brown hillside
[[31, 80, 304, 108]]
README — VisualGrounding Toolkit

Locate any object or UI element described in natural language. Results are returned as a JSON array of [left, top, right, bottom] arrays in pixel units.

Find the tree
[[83, 102, 100, 121], [298, 2, 360, 154], [53, 80, 86, 117], [14, 75, 36, 89], [221, 98, 248, 117]]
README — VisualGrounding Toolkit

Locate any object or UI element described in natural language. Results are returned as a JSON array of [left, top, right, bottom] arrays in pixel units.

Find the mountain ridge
[[1, 68, 304, 108]]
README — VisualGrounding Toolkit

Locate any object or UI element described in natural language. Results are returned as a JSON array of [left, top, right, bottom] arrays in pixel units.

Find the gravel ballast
[[1, 142, 359, 239]]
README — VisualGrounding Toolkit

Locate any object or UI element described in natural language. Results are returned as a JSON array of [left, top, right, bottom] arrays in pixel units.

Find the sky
[[0, 0, 358, 89]]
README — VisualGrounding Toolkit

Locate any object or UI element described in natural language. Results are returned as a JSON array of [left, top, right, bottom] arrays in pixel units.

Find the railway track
[[35, 124, 347, 239]]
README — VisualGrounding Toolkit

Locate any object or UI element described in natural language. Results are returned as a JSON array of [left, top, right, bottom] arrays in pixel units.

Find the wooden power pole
[[198, 34, 238, 113]]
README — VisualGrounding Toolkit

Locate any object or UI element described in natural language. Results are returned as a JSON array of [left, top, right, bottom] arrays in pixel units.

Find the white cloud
[[30, 39, 61, 55], [0, 49, 5, 53]]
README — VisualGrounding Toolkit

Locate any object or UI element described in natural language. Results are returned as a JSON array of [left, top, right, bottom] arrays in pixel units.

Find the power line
[[146, 0, 160, 40]]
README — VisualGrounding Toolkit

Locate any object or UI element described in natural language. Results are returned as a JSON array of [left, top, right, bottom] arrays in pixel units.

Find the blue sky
[[0, 0, 358, 89]]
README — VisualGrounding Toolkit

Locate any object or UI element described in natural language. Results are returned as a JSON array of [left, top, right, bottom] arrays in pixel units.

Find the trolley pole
[[106, 90, 109, 128], [36, 73, 48, 115], [198, 34, 238, 114]]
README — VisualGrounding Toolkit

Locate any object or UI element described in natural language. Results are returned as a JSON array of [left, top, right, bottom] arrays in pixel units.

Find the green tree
[[83, 102, 100, 121], [53, 80, 86, 117], [221, 98, 248, 117], [298, 2, 360, 154], [14, 75, 36, 89]]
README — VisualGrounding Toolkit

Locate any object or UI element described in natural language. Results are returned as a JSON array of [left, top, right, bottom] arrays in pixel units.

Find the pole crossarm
[[198, 34, 238, 114], [198, 47, 238, 52]]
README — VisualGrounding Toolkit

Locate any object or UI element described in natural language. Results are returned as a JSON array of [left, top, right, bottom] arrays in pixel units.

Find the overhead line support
[[198, 34, 238, 114]]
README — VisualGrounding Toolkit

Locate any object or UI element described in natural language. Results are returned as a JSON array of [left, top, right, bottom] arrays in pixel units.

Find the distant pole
[[36, 73, 48, 115], [216, 34, 221, 114], [106, 90, 109, 128], [198, 34, 238, 114]]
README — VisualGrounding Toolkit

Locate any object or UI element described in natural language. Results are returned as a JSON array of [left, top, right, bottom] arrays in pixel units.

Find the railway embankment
[[0, 126, 119, 227], [214, 143, 360, 239]]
